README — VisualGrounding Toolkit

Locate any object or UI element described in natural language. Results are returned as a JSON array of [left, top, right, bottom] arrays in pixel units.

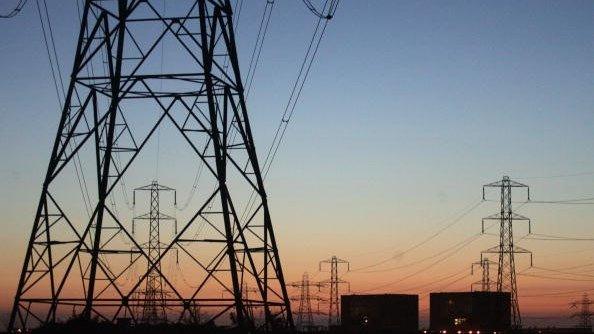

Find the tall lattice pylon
[[319, 256, 349, 328], [481, 176, 532, 328], [132, 181, 175, 323], [8, 1, 293, 331], [570, 293, 594, 329], [288, 272, 325, 332], [470, 257, 496, 292]]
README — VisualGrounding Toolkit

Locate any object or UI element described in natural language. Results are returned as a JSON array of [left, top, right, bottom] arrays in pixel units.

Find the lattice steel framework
[[570, 293, 594, 329], [9, 0, 293, 331], [481, 176, 532, 328], [132, 181, 175, 323], [288, 272, 325, 332], [319, 256, 349, 328], [470, 257, 495, 292]]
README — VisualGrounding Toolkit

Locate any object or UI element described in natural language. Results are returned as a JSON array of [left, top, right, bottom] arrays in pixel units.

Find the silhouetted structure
[[8, 0, 293, 331], [570, 293, 594, 329], [132, 181, 176, 323], [430, 291, 511, 332], [320, 256, 349, 327], [481, 176, 532, 328], [341, 294, 418, 333], [471, 257, 496, 292], [288, 272, 325, 332]]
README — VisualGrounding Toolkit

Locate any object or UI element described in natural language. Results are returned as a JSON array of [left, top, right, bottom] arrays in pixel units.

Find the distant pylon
[[242, 283, 258, 323], [471, 257, 496, 291], [570, 293, 594, 329], [288, 272, 325, 332], [319, 256, 349, 328], [132, 181, 176, 324], [481, 176, 533, 328]]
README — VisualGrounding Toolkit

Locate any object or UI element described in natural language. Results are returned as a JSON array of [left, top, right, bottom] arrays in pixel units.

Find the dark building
[[430, 291, 511, 332], [341, 294, 418, 333]]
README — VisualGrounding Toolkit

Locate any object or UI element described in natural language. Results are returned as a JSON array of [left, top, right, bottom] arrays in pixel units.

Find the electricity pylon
[[481, 176, 533, 329], [570, 293, 594, 329], [288, 272, 325, 332], [132, 181, 176, 323], [319, 256, 349, 328], [8, 0, 293, 331], [471, 257, 496, 292]]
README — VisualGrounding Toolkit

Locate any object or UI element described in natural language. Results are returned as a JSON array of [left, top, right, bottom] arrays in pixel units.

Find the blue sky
[[1, 0, 594, 326]]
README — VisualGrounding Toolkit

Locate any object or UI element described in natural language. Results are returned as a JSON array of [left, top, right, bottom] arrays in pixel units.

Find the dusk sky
[[1, 0, 594, 329]]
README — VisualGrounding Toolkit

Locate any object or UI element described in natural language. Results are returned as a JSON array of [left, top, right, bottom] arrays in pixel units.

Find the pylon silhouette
[[8, 1, 293, 331]]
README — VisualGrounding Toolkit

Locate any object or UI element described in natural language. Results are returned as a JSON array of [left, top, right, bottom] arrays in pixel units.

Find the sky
[[1, 0, 594, 329]]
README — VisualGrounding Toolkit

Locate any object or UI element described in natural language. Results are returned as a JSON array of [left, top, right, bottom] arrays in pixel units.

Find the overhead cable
[[349, 199, 484, 272], [301, 0, 339, 19], [353, 231, 485, 293], [0, 0, 29, 18], [239, 0, 340, 222], [36, 0, 93, 217]]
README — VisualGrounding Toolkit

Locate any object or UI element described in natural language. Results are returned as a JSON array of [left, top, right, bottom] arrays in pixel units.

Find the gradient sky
[[2, 0, 594, 329]]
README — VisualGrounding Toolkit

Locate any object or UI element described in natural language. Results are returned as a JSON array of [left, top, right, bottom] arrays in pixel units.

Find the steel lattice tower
[[289, 272, 325, 332], [570, 293, 594, 329], [481, 176, 532, 328], [8, 0, 293, 331], [295, 273, 313, 331], [471, 257, 495, 292], [319, 256, 349, 328], [132, 181, 175, 323]]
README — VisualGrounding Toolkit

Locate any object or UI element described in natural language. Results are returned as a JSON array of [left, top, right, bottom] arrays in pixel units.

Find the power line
[[352, 233, 483, 275], [353, 231, 485, 293], [349, 199, 484, 272], [523, 233, 594, 241], [301, 0, 339, 19], [244, 0, 275, 98], [350, 219, 499, 276], [522, 288, 594, 298], [397, 267, 469, 293], [485, 196, 594, 205], [35, 0, 93, 217], [261, 0, 334, 179], [528, 199, 594, 205], [519, 272, 594, 282], [516, 171, 594, 180], [0, 0, 29, 18], [434, 273, 472, 291], [530, 266, 594, 279], [239, 0, 340, 222]]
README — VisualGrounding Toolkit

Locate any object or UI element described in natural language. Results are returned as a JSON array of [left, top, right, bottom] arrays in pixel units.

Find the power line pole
[[570, 293, 594, 329], [8, 0, 293, 331], [471, 257, 496, 292], [320, 256, 349, 328], [481, 176, 532, 329], [132, 181, 175, 324], [289, 272, 325, 332]]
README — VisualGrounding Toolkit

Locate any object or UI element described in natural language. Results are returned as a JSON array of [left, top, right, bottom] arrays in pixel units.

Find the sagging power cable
[[244, 0, 275, 98], [349, 199, 484, 272], [353, 231, 485, 293], [301, 0, 339, 19], [0, 0, 29, 18], [240, 0, 340, 222], [36, 0, 93, 218], [523, 233, 594, 241]]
